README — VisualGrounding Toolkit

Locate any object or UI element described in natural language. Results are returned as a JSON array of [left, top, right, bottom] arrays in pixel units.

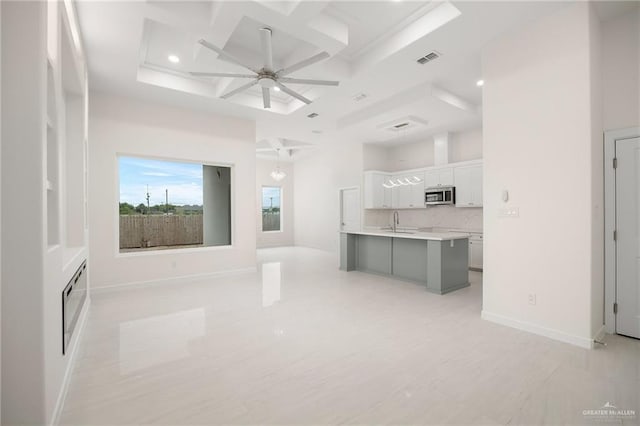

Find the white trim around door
[[604, 126, 640, 334]]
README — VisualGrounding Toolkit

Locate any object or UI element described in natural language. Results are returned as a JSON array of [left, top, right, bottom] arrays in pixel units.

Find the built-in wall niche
[[47, 59, 60, 247], [61, 9, 86, 250]]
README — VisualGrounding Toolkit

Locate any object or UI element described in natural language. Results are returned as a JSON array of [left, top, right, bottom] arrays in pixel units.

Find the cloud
[[142, 172, 173, 177], [119, 156, 205, 205]]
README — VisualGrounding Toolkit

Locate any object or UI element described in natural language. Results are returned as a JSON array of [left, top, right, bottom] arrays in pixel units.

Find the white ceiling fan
[[190, 27, 339, 109]]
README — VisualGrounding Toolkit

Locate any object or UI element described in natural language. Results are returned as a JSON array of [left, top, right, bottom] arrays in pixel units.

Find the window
[[118, 156, 231, 252], [262, 186, 282, 232]]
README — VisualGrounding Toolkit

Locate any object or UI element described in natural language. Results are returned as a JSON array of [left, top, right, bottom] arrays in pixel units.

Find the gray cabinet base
[[340, 233, 469, 294]]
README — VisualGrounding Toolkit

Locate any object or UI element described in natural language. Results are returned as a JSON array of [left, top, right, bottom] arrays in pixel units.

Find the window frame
[[261, 185, 283, 233], [115, 153, 235, 256]]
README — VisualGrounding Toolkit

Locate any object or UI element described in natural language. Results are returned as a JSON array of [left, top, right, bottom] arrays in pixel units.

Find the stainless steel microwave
[[425, 186, 455, 205]]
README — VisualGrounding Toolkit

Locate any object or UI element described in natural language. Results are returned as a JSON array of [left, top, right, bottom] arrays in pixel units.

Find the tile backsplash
[[364, 206, 483, 231]]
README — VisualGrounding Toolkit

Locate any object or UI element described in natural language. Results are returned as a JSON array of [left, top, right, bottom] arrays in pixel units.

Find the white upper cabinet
[[391, 171, 425, 208], [363, 161, 481, 210], [454, 164, 483, 207], [363, 171, 392, 209], [424, 168, 454, 188]]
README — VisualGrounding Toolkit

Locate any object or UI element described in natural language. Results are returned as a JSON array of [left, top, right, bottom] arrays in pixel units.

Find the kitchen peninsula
[[340, 230, 470, 294]]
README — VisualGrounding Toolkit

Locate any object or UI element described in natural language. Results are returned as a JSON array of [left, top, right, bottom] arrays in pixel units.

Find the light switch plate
[[498, 207, 519, 218]]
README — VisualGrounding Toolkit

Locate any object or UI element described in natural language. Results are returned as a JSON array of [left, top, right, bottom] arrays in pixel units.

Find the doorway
[[605, 127, 640, 339], [339, 187, 360, 232]]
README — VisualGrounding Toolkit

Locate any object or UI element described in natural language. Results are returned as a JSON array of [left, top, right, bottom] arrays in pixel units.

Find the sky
[[119, 156, 203, 206], [262, 187, 281, 209]]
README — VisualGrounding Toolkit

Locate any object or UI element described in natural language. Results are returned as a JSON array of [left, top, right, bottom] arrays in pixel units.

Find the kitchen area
[[340, 129, 484, 292]]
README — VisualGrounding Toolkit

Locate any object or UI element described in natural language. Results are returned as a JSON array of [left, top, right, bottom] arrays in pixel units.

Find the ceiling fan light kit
[[190, 27, 339, 109]]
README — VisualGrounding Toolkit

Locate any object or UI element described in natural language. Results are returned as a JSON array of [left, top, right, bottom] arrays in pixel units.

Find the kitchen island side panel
[[339, 233, 357, 271], [356, 235, 392, 275], [392, 238, 429, 283], [427, 239, 469, 294]]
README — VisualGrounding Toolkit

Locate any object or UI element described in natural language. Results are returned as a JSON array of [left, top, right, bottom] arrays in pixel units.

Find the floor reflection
[[118, 308, 205, 374], [262, 262, 281, 307]]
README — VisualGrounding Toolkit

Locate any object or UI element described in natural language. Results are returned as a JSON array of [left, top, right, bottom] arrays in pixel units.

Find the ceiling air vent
[[307, 112, 319, 118], [377, 116, 429, 133], [416, 51, 440, 65], [353, 92, 368, 102]]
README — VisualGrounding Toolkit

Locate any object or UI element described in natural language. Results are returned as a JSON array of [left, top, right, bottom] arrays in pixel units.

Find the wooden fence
[[119, 215, 203, 249], [262, 211, 281, 232]]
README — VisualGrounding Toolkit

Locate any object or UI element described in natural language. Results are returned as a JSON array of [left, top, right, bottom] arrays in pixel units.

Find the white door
[[340, 188, 360, 232], [615, 137, 640, 339]]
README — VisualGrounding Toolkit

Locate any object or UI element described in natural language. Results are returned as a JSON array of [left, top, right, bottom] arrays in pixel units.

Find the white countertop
[[340, 229, 471, 241]]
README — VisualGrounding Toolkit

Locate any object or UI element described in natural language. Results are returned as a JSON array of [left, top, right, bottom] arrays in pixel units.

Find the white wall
[[2, 3, 47, 423], [380, 128, 483, 171], [482, 2, 603, 347], [450, 128, 483, 163], [589, 3, 604, 341], [0, 0, 3, 418], [363, 144, 390, 171], [256, 159, 294, 248], [602, 5, 640, 131], [88, 93, 257, 288], [294, 142, 363, 252]]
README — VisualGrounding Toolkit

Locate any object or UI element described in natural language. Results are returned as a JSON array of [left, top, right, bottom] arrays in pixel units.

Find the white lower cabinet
[[469, 237, 483, 270], [364, 171, 392, 209], [454, 164, 483, 207]]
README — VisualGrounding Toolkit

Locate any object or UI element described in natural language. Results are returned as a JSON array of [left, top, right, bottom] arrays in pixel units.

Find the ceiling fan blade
[[190, 72, 256, 78], [278, 77, 339, 86], [277, 51, 330, 76], [275, 82, 312, 104], [259, 28, 274, 71], [221, 80, 259, 99], [198, 39, 258, 73], [262, 87, 271, 109]]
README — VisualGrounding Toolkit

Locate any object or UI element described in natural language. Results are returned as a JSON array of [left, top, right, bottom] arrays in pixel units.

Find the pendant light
[[270, 148, 287, 182]]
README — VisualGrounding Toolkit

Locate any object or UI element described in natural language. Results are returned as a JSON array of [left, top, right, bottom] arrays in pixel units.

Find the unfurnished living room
[[1, 0, 640, 425]]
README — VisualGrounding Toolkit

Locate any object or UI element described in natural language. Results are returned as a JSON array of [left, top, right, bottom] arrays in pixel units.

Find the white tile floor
[[60, 247, 640, 425]]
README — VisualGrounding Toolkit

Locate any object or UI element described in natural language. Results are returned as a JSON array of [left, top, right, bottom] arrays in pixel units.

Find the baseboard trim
[[91, 266, 258, 294], [592, 325, 607, 348], [51, 297, 91, 425], [481, 310, 593, 349]]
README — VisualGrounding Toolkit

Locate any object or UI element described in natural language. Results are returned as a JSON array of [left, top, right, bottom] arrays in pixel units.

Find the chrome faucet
[[392, 211, 399, 232]]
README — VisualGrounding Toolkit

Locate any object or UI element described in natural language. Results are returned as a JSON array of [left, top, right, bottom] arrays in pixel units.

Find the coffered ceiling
[[76, 0, 568, 157]]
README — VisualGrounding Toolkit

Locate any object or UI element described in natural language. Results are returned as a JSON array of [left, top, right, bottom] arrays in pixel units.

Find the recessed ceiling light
[[476, 79, 484, 87], [168, 54, 180, 64], [273, 86, 281, 92]]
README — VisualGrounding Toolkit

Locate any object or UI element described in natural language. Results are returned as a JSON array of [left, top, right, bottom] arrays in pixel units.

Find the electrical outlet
[[528, 293, 536, 305]]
